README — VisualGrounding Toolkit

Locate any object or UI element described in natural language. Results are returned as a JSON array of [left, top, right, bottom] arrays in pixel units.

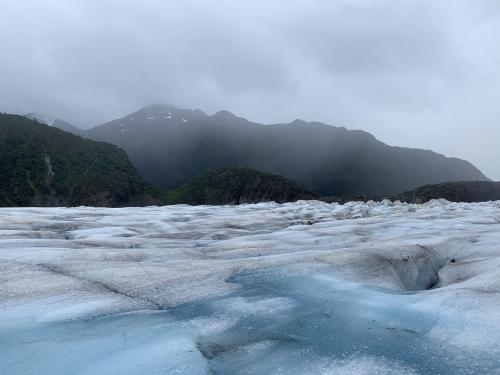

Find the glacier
[[1, 200, 500, 374]]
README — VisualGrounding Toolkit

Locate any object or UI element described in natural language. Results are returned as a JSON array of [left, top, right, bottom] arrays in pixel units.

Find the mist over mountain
[[25, 112, 85, 136], [0, 114, 158, 207], [87, 104, 488, 197]]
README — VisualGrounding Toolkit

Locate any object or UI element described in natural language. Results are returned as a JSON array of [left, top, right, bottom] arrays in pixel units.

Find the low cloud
[[1, 0, 499, 178]]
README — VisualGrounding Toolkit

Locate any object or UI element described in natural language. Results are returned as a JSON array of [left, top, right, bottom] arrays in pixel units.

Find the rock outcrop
[[165, 167, 316, 205], [397, 181, 500, 203]]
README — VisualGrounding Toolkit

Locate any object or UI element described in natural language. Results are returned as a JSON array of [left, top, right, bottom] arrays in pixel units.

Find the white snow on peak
[[182, 118, 188, 123], [146, 116, 155, 120]]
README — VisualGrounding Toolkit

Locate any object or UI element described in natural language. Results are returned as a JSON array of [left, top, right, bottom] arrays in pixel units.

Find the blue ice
[[1, 267, 498, 374]]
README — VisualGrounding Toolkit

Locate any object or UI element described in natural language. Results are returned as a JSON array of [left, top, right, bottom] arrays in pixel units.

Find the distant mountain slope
[[25, 112, 85, 136], [165, 167, 316, 205], [87, 104, 489, 196], [397, 181, 500, 203], [0, 114, 159, 207]]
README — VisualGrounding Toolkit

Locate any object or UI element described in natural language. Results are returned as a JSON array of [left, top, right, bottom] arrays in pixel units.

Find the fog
[[1, 0, 499, 179]]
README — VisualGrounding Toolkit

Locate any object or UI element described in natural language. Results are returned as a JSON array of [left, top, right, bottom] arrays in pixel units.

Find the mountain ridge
[[25, 112, 86, 136], [86, 104, 488, 196], [0, 113, 160, 207]]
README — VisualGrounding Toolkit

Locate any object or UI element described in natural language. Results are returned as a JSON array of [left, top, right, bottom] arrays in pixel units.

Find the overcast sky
[[1, 0, 499, 179]]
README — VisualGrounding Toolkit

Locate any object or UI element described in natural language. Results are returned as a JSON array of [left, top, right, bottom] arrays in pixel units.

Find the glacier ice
[[1, 201, 500, 374]]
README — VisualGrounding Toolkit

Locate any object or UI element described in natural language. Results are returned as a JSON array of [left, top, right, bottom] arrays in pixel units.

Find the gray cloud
[[1, 0, 499, 179]]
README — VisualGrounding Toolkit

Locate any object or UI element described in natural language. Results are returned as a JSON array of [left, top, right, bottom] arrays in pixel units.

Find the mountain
[[0, 113, 159, 207], [397, 181, 500, 203], [25, 112, 85, 136], [87, 104, 489, 196], [165, 167, 316, 205]]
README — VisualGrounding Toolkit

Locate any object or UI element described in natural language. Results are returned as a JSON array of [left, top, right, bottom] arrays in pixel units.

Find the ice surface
[[1, 201, 500, 374]]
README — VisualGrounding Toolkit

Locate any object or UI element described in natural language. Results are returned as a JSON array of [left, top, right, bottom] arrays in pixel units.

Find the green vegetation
[[88, 105, 488, 197], [0, 114, 159, 207], [164, 167, 315, 205], [396, 181, 500, 203]]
